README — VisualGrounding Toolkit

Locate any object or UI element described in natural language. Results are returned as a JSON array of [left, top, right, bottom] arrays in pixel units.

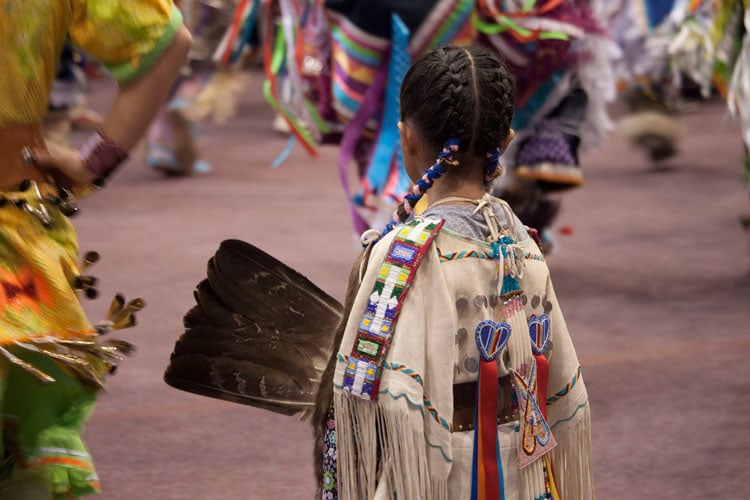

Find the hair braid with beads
[[382, 45, 515, 235]]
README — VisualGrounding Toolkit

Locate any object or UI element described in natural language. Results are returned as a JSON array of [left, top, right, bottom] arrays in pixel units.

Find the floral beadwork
[[321, 407, 338, 500], [342, 219, 443, 400]]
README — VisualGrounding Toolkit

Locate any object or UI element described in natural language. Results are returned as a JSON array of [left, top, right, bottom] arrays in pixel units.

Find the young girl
[[314, 45, 594, 500], [163, 42, 593, 500]]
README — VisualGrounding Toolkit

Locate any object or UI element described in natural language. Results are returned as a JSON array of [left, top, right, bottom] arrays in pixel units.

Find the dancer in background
[[263, 0, 616, 254], [478, 1, 617, 253], [609, 0, 684, 164], [676, 0, 749, 224], [623, 1, 750, 236], [146, 0, 234, 176], [613, 0, 748, 167], [0, 1, 190, 497], [146, 0, 263, 176]]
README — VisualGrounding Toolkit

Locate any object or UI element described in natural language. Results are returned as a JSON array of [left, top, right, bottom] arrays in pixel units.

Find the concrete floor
[[72, 71, 749, 499]]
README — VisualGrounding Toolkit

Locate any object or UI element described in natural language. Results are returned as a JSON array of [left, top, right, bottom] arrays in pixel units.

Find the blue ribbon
[[272, 135, 297, 168], [365, 13, 411, 195]]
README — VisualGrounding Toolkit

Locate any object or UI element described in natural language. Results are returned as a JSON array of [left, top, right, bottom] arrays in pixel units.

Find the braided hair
[[382, 45, 515, 235]]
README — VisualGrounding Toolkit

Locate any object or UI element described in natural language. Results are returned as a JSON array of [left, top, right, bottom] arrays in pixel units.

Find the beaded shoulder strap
[[342, 217, 444, 400]]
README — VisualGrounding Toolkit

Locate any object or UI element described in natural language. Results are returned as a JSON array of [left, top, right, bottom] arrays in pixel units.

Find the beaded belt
[[451, 375, 518, 432], [0, 180, 78, 227]]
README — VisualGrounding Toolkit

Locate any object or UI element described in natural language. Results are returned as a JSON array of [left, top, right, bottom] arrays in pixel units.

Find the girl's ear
[[501, 128, 516, 154], [399, 121, 418, 156], [399, 120, 425, 182]]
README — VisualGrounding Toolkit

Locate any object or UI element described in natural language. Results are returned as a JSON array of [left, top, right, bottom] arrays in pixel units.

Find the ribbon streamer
[[528, 313, 561, 499], [213, 0, 260, 67], [471, 320, 511, 500], [365, 14, 410, 197], [262, 0, 320, 158], [337, 58, 389, 233]]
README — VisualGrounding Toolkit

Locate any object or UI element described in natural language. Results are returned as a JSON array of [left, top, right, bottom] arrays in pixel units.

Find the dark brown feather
[[164, 240, 344, 417]]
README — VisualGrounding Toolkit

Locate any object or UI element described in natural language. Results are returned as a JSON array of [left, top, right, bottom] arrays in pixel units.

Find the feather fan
[[164, 239, 343, 417]]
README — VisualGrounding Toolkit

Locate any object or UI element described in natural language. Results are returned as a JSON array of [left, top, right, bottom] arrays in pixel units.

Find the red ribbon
[[533, 353, 549, 419], [477, 358, 500, 499]]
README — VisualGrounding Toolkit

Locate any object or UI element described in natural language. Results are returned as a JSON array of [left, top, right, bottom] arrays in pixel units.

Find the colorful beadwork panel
[[342, 218, 443, 400]]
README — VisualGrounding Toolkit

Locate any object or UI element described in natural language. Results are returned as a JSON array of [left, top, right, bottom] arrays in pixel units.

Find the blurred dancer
[[146, 1, 230, 176], [609, 0, 683, 163], [0, 1, 190, 498], [478, 2, 616, 253], [266, 0, 615, 254], [146, 0, 260, 176], [687, 0, 749, 206], [646, 1, 749, 225]]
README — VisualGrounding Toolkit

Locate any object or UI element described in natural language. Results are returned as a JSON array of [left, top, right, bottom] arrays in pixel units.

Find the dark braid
[[471, 51, 515, 153], [443, 51, 474, 148], [382, 45, 515, 234], [474, 57, 515, 184]]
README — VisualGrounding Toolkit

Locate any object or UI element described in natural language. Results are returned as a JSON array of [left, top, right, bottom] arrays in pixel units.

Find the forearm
[[26, 23, 192, 190], [100, 25, 193, 152]]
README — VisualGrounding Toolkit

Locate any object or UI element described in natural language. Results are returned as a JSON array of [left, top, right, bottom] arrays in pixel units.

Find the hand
[[28, 142, 96, 191]]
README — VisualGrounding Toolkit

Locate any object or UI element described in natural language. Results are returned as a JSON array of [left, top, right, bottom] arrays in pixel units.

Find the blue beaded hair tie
[[380, 138, 461, 237]]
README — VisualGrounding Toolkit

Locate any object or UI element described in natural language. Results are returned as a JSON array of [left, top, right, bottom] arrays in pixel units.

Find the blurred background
[[45, 0, 750, 498]]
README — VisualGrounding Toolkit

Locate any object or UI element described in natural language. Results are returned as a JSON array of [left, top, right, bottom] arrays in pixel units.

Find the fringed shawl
[[332, 215, 593, 499]]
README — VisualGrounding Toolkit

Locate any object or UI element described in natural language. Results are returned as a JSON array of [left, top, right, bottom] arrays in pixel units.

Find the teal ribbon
[[365, 13, 411, 195]]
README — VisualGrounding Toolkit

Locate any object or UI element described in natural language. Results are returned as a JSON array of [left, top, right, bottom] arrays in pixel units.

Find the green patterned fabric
[[2, 348, 100, 498]]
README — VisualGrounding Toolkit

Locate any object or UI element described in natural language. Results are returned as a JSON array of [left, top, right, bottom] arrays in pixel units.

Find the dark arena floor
[[74, 70, 749, 499]]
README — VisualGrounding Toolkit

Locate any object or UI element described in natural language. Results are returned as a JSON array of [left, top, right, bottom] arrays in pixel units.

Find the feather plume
[[187, 70, 251, 125], [164, 240, 344, 417]]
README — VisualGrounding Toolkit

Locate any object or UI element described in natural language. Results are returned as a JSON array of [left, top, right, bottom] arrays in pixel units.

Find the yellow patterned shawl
[[0, 189, 92, 346], [0, 0, 182, 126]]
